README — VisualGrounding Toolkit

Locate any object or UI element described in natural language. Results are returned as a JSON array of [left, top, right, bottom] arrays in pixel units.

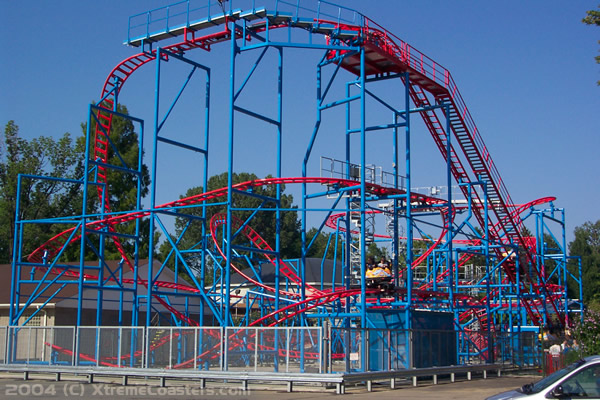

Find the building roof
[[1, 259, 201, 313], [55, 260, 203, 313], [3, 257, 342, 314], [0, 259, 124, 306], [230, 258, 344, 287]]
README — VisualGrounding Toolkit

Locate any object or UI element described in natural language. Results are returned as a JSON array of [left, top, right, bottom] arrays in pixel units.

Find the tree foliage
[[84, 104, 150, 212], [1, 106, 151, 264], [582, 5, 600, 85], [305, 227, 341, 260], [0, 121, 84, 263], [81, 104, 152, 260], [366, 242, 389, 261], [572, 309, 600, 357], [568, 220, 600, 309], [161, 172, 301, 275]]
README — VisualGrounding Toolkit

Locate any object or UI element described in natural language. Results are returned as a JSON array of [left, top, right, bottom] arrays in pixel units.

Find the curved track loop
[[25, 4, 563, 348], [417, 195, 557, 292], [27, 20, 240, 328], [171, 287, 376, 370], [210, 213, 322, 297], [29, 177, 408, 265], [26, 176, 421, 330]]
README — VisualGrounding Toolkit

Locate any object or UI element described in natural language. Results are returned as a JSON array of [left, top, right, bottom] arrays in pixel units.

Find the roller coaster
[[9, 0, 582, 371]]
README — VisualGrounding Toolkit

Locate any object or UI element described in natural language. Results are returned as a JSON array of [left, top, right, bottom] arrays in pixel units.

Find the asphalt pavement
[[0, 372, 538, 399]]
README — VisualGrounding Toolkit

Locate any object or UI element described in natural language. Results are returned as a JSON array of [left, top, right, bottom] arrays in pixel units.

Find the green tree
[[305, 227, 341, 260], [80, 104, 152, 260], [410, 237, 431, 265], [582, 5, 600, 85], [366, 242, 389, 261], [84, 104, 150, 212], [571, 309, 600, 357], [0, 121, 84, 263], [1, 105, 152, 265], [568, 220, 600, 309]]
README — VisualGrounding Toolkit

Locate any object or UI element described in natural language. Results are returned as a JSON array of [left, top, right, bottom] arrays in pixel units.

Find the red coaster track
[[26, 3, 562, 334]]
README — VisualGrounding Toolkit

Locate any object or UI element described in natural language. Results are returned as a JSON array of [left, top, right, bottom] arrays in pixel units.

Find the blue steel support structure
[[403, 71, 414, 360], [8, 0, 582, 373], [145, 48, 214, 327]]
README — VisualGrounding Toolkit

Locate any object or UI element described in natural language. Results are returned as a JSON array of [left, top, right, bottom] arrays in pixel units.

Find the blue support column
[[78, 105, 95, 327], [198, 65, 211, 327], [274, 46, 284, 371], [560, 209, 568, 323], [483, 180, 493, 362], [358, 43, 368, 372], [9, 174, 24, 326], [445, 104, 454, 309], [147, 47, 163, 328], [359, 46, 367, 331], [404, 73, 413, 359], [225, 19, 237, 328]]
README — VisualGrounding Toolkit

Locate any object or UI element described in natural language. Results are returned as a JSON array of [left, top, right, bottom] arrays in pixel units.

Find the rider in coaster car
[[373, 257, 392, 278], [365, 257, 376, 278], [378, 257, 392, 276]]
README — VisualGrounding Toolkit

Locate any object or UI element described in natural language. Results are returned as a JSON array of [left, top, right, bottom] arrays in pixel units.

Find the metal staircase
[[348, 199, 375, 281], [320, 12, 560, 325]]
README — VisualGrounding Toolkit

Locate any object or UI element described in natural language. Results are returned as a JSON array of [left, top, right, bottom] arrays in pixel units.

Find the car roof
[[584, 355, 600, 363]]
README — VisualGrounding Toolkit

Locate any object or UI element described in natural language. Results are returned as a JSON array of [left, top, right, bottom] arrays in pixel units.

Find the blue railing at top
[[125, 0, 515, 219], [126, 0, 365, 45]]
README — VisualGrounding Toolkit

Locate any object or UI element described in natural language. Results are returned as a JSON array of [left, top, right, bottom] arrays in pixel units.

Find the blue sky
[[1, 1, 599, 246]]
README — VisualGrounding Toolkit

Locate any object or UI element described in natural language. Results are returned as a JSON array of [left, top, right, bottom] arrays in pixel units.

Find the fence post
[[7, 327, 12, 364], [286, 327, 290, 373], [142, 326, 147, 369], [321, 323, 327, 373], [328, 324, 333, 373], [74, 327, 79, 367], [254, 327, 259, 372], [96, 327, 100, 367], [409, 329, 414, 369], [169, 327, 173, 369], [118, 327, 122, 368], [317, 326, 322, 374], [387, 330, 391, 371], [365, 328, 369, 372], [194, 327, 198, 370], [2, 326, 7, 364], [223, 327, 228, 372]]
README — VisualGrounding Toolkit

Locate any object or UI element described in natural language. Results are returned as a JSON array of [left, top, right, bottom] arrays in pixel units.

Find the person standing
[[549, 342, 562, 372]]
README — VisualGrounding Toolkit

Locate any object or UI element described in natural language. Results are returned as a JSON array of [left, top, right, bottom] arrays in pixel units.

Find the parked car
[[486, 355, 600, 399]]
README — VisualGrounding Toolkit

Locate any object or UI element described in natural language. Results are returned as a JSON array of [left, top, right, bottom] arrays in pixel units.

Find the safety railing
[[127, 0, 220, 44], [0, 326, 7, 364], [76, 327, 144, 368], [0, 325, 539, 373], [1, 325, 323, 372], [224, 326, 322, 373], [320, 156, 406, 190], [126, 0, 365, 47], [6, 326, 76, 366]]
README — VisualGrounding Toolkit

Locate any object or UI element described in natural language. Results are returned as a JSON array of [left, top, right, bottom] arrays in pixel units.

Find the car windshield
[[522, 359, 585, 394]]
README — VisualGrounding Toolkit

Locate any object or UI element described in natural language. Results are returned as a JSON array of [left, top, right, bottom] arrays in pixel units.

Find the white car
[[486, 355, 600, 399]]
